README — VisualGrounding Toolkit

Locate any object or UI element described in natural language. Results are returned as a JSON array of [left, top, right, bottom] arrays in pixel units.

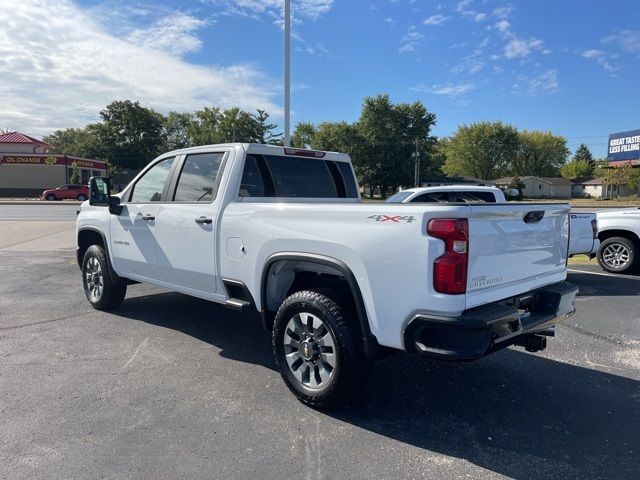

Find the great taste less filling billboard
[[608, 129, 640, 165]]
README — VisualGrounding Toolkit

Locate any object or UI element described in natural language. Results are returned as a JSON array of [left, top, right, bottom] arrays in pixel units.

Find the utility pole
[[284, 0, 291, 147], [414, 138, 420, 187]]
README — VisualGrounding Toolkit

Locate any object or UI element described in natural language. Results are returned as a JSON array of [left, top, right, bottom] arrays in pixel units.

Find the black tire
[[45, 194, 55, 201], [597, 236, 637, 273], [272, 290, 371, 408], [77, 194, 87, 201], [82, 245, 127, 310]]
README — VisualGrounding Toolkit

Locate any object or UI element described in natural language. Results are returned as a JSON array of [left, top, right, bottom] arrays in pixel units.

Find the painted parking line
[[567, 268, 640, 281]]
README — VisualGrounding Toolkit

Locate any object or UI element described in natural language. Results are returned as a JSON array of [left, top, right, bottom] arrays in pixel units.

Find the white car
[[387, 186, 600, 257], [77, 144, 577, 407], [596, 208, 640, 273]]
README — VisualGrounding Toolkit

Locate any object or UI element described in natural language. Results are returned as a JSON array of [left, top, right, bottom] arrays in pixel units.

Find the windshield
[[386, 191, 414, 203]]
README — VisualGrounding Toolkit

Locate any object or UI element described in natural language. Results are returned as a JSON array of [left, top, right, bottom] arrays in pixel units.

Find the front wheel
[[77, 194, 87, 201], [45, 194, 55, 201], [272, 290, 371, 408], [597, 237, 637, 273], [82, 245, 127, 310]]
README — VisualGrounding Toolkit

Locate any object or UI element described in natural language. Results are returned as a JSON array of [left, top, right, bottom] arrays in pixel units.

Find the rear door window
[[173, 152, 224, 203]]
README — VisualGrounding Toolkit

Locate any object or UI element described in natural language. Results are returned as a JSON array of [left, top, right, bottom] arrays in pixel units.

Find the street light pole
[[284, 0, 291, 147]]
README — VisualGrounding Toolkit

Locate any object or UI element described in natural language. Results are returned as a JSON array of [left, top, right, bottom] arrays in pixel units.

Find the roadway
[[0, 212, 639, 479]]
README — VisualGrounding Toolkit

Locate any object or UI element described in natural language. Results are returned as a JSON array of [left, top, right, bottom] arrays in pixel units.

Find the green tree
[[291, 122, 317, 148], [69, 162, 81, 184], [163, 111, 193, 151], [97, 100, 165, 169], [604, 161, 639, 194], [356, 94, 436, 196], [443, 121, 519, 180], [255, 109, 281, 144], [573, 143, 595, 169], [44, 127, 102, 158], [513, 130, 569, 177], [217, 107, 262, 143], [560, 159, 593, 179], [188, 106, 222, 145]]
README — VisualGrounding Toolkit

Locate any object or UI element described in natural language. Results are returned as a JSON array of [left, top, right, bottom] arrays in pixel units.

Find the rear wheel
[[597, 237, 637, 273], [82, 245, 127, 310], [272, 290, 371, 408], [77, 194, 87, 201]]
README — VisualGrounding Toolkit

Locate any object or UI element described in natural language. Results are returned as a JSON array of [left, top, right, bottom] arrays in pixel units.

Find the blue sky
[[2, 1, 639, 158]]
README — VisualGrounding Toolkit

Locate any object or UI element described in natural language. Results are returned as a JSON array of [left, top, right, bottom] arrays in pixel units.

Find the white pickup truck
[[77, 144, 578, 407], [596, 208, 640, 273], [387, 186, 600, 257]]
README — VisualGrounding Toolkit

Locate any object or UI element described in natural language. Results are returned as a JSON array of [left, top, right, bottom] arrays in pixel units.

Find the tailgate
[[465, 203, 570, 309]]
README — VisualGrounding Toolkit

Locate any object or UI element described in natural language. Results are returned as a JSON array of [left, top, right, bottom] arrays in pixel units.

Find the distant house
[[493, 176, 573, 199], [420, 175, 496, 187], [571, 178, 635, 198], [0, 131, 107, 197]]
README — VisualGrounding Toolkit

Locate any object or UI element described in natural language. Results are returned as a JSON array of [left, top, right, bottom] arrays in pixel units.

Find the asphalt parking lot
[[1, 206, 639, 479]]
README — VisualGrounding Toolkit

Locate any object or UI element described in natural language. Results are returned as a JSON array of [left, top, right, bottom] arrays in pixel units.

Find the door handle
[[195, 216, 212, 224], [142, 214, 155, 221]]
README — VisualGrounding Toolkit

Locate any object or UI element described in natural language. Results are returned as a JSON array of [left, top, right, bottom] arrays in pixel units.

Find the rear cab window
[[452, 191, 497, 203], [239, 154, 358, 199]]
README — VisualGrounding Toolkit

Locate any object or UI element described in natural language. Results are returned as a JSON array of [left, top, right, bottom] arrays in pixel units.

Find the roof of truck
[[162, 143, 351, 162]]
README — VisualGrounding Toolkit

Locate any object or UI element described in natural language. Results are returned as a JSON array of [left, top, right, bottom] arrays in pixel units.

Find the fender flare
[[77, 227, 120, 285], [260, 252, 379, 358]]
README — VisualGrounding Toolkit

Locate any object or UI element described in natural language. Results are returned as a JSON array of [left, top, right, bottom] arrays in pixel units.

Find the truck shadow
[[569, 271, 640, 297], [117, 290, 640, 480]]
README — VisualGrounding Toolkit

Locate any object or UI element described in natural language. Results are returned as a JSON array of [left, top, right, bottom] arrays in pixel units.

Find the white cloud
[[383, 17, 395, 26], [0, 0, 281, 136], [602, 30, 640, 54], [412, 83, 474, 96], [399, 27, 424, 54], [127, 14, 210, 56], [581, 49, 619, 75], [504, 37, 543, 59], [513, 70, 559, 95], [456, 0, 473, 12], [451, 49, 486, 74], [493, 19, 511, 37], [492, 6, 513, 19], [582, 49, 604, 58], [206, 0, 334, 21], [424, 14, 450, 26], [474, 13, 487, 22]]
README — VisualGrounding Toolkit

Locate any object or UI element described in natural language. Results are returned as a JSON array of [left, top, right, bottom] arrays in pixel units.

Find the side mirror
[[89, 176, 123, 215], [89, 177, 110, 206]]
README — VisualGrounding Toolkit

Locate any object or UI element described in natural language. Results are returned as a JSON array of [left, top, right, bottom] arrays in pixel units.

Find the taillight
[[591, 219, 598, 239], [427, 218, 468, 295]]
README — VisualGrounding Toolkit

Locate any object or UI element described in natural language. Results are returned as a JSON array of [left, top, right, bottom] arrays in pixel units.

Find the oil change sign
[[608, 129, 640, 164]]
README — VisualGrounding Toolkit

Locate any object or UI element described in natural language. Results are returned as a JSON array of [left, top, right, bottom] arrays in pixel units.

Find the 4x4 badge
[[367, 214, 415, 223]]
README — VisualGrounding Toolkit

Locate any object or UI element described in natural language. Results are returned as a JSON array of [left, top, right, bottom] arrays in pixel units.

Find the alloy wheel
[[283, 312, 336, 389]]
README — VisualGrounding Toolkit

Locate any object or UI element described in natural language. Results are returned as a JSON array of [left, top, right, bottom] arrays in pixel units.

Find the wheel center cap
[[300, 340, 315, 360]]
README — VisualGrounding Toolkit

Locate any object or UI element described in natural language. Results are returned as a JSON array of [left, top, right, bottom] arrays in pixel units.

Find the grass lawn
[[568, 254, 599, 266]]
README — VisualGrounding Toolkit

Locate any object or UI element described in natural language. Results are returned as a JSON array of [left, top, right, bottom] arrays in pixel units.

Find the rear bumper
[[403, 281, 578, 360]]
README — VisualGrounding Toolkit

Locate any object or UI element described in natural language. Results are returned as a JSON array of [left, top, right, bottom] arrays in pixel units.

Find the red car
[[42, 184, 89, 201]]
